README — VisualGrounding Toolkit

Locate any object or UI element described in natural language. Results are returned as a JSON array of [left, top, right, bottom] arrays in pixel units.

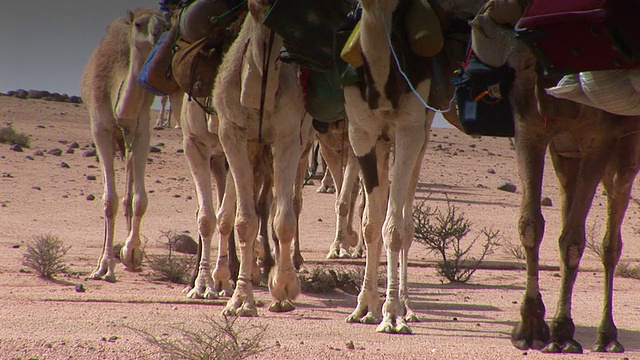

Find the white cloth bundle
[[546, 70, 640, 116]]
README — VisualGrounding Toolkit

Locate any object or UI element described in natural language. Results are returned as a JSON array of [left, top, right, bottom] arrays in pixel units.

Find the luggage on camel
[[515, 0, 640, 76], [172, 36, 221, 98], [263, 0, 354, 72], [453, 47, 515, 137], [137, 26, 181, 96]]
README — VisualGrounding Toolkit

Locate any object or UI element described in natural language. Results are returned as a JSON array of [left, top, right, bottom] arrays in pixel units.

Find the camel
[[80, 9, 169, 281], [473, 1, 640, 353], [212, 0, 313, 315], [315, 120, 366, 259], [340, 0, 438, 334], [153, 92, 184, 129]]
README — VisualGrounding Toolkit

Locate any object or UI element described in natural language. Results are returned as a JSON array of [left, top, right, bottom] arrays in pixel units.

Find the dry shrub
[[413, 200, 500, 283], [585, 221, 603, 259], [0, 124, 30, 148], [502, 238, 525, 260], [145, 231, 195, 284], [299, 266, 384, 295], [22, 234, 70, 278], [615, 262, 640, 280], [129, 315, 269, 360]]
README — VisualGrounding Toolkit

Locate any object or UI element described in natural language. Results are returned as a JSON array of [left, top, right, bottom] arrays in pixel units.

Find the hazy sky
[[0, 1, 452, 127], [0, 1, 161, 97]]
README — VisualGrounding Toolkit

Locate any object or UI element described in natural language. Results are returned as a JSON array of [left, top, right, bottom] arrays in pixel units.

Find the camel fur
[[212, 1, 313, 316], [81, 8, 169, 281], [473, 1, 640, 353]]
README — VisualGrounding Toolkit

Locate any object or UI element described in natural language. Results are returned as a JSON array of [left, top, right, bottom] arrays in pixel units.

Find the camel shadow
[[415, 182, 517, 208]]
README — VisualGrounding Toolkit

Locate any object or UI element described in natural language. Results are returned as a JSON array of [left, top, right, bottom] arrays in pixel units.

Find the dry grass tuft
[[22, 234, 70, 278], [128, 315, 269, 360]]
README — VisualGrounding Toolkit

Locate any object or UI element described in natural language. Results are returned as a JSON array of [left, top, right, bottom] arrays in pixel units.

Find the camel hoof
[[563, 340, 583, 353], [511, 318, 550, 350], [351, 247, 365, 259], [592, 340, 624, 353], [541, 342, 561, 353], [89, 272, 116, 283], [222, 304, 258, 317], [316, 186, 335, 194], [120, 247, 143, 272], [542, 340, 582, 354], [268, 300, 295, 312], [405, 312, 420, 322], [376, 321, 395, 334], [326, 249, 347, 259], [346, 313, 363, 324], [395, 323, 413, 334], [360, 313, 380, 325]]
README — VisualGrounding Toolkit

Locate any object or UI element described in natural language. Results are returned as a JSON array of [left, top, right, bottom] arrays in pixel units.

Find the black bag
[[453, 49, 515, 137]]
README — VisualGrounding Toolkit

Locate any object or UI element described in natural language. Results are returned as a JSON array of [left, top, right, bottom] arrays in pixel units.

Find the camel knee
[[383, 224, 402, 252], [560, 240, 584, 269], [104, 198, 118, 219], [133, 193, 148, 217], [274, 208, 296, 243], [336, 199, 350, 217], [518, 214, 544, 249], [197, 211, 217, 239], [235, 215, 259, 245]]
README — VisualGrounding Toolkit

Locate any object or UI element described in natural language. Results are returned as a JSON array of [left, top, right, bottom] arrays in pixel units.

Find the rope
[[113, 79, 140, 154], [374, 0, 455, 114], [258, 29, 276, 143]]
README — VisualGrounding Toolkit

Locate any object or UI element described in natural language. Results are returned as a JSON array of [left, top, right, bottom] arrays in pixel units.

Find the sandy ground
[[0, 95, 639, 359]]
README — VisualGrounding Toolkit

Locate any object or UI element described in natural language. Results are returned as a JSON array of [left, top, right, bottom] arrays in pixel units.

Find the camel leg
[[119, 117, 150, 272], [256, 157, 275, 284], [267, 135, 303, 313], [182, 102, 219, 299], [153, 96, 168, 129], [327, 147, 360, 259], [350, 183, 366, 258], [542, 143, 613, 353], [219, 121, 258, 317], [511, 133, 550, 350], [292, 137, 312, 270], [90, 113, 119, 282], [169, 91, 184, 129], [317, 150, 336, 194], [346, 127, 386, 325], [592, 131, 640, 353], [216, 167, 238, 297], [376, 114, 427, 335], [400, 113, 432, 324]]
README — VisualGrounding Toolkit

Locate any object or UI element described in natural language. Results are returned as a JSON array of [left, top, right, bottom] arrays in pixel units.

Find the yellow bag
[[340, 21, 363, 68], [405, 0, 443, 57]]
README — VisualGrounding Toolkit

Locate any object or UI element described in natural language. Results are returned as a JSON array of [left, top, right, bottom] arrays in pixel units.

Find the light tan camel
[[342, 0, 437, 334], [213, 0, 313, 315], [81, 9, 168, 281], [474, 1, 640, 353], [153, 92, 184, 129]]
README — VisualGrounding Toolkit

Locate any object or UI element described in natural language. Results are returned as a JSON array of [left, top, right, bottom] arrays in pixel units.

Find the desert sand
[[0, 95, 639, 359]]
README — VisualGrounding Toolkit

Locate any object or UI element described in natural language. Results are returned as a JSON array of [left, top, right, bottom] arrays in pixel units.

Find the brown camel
[[81, 9, 168, 281], [473, 1, 640, 353]]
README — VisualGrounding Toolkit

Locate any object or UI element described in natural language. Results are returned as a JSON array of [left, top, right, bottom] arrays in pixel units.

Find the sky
[[0, 1, 452, 127]]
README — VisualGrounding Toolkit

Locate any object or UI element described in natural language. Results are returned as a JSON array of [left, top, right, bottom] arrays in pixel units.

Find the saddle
[[515, 0, 640, 75], [138, 0, 247, 99]]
